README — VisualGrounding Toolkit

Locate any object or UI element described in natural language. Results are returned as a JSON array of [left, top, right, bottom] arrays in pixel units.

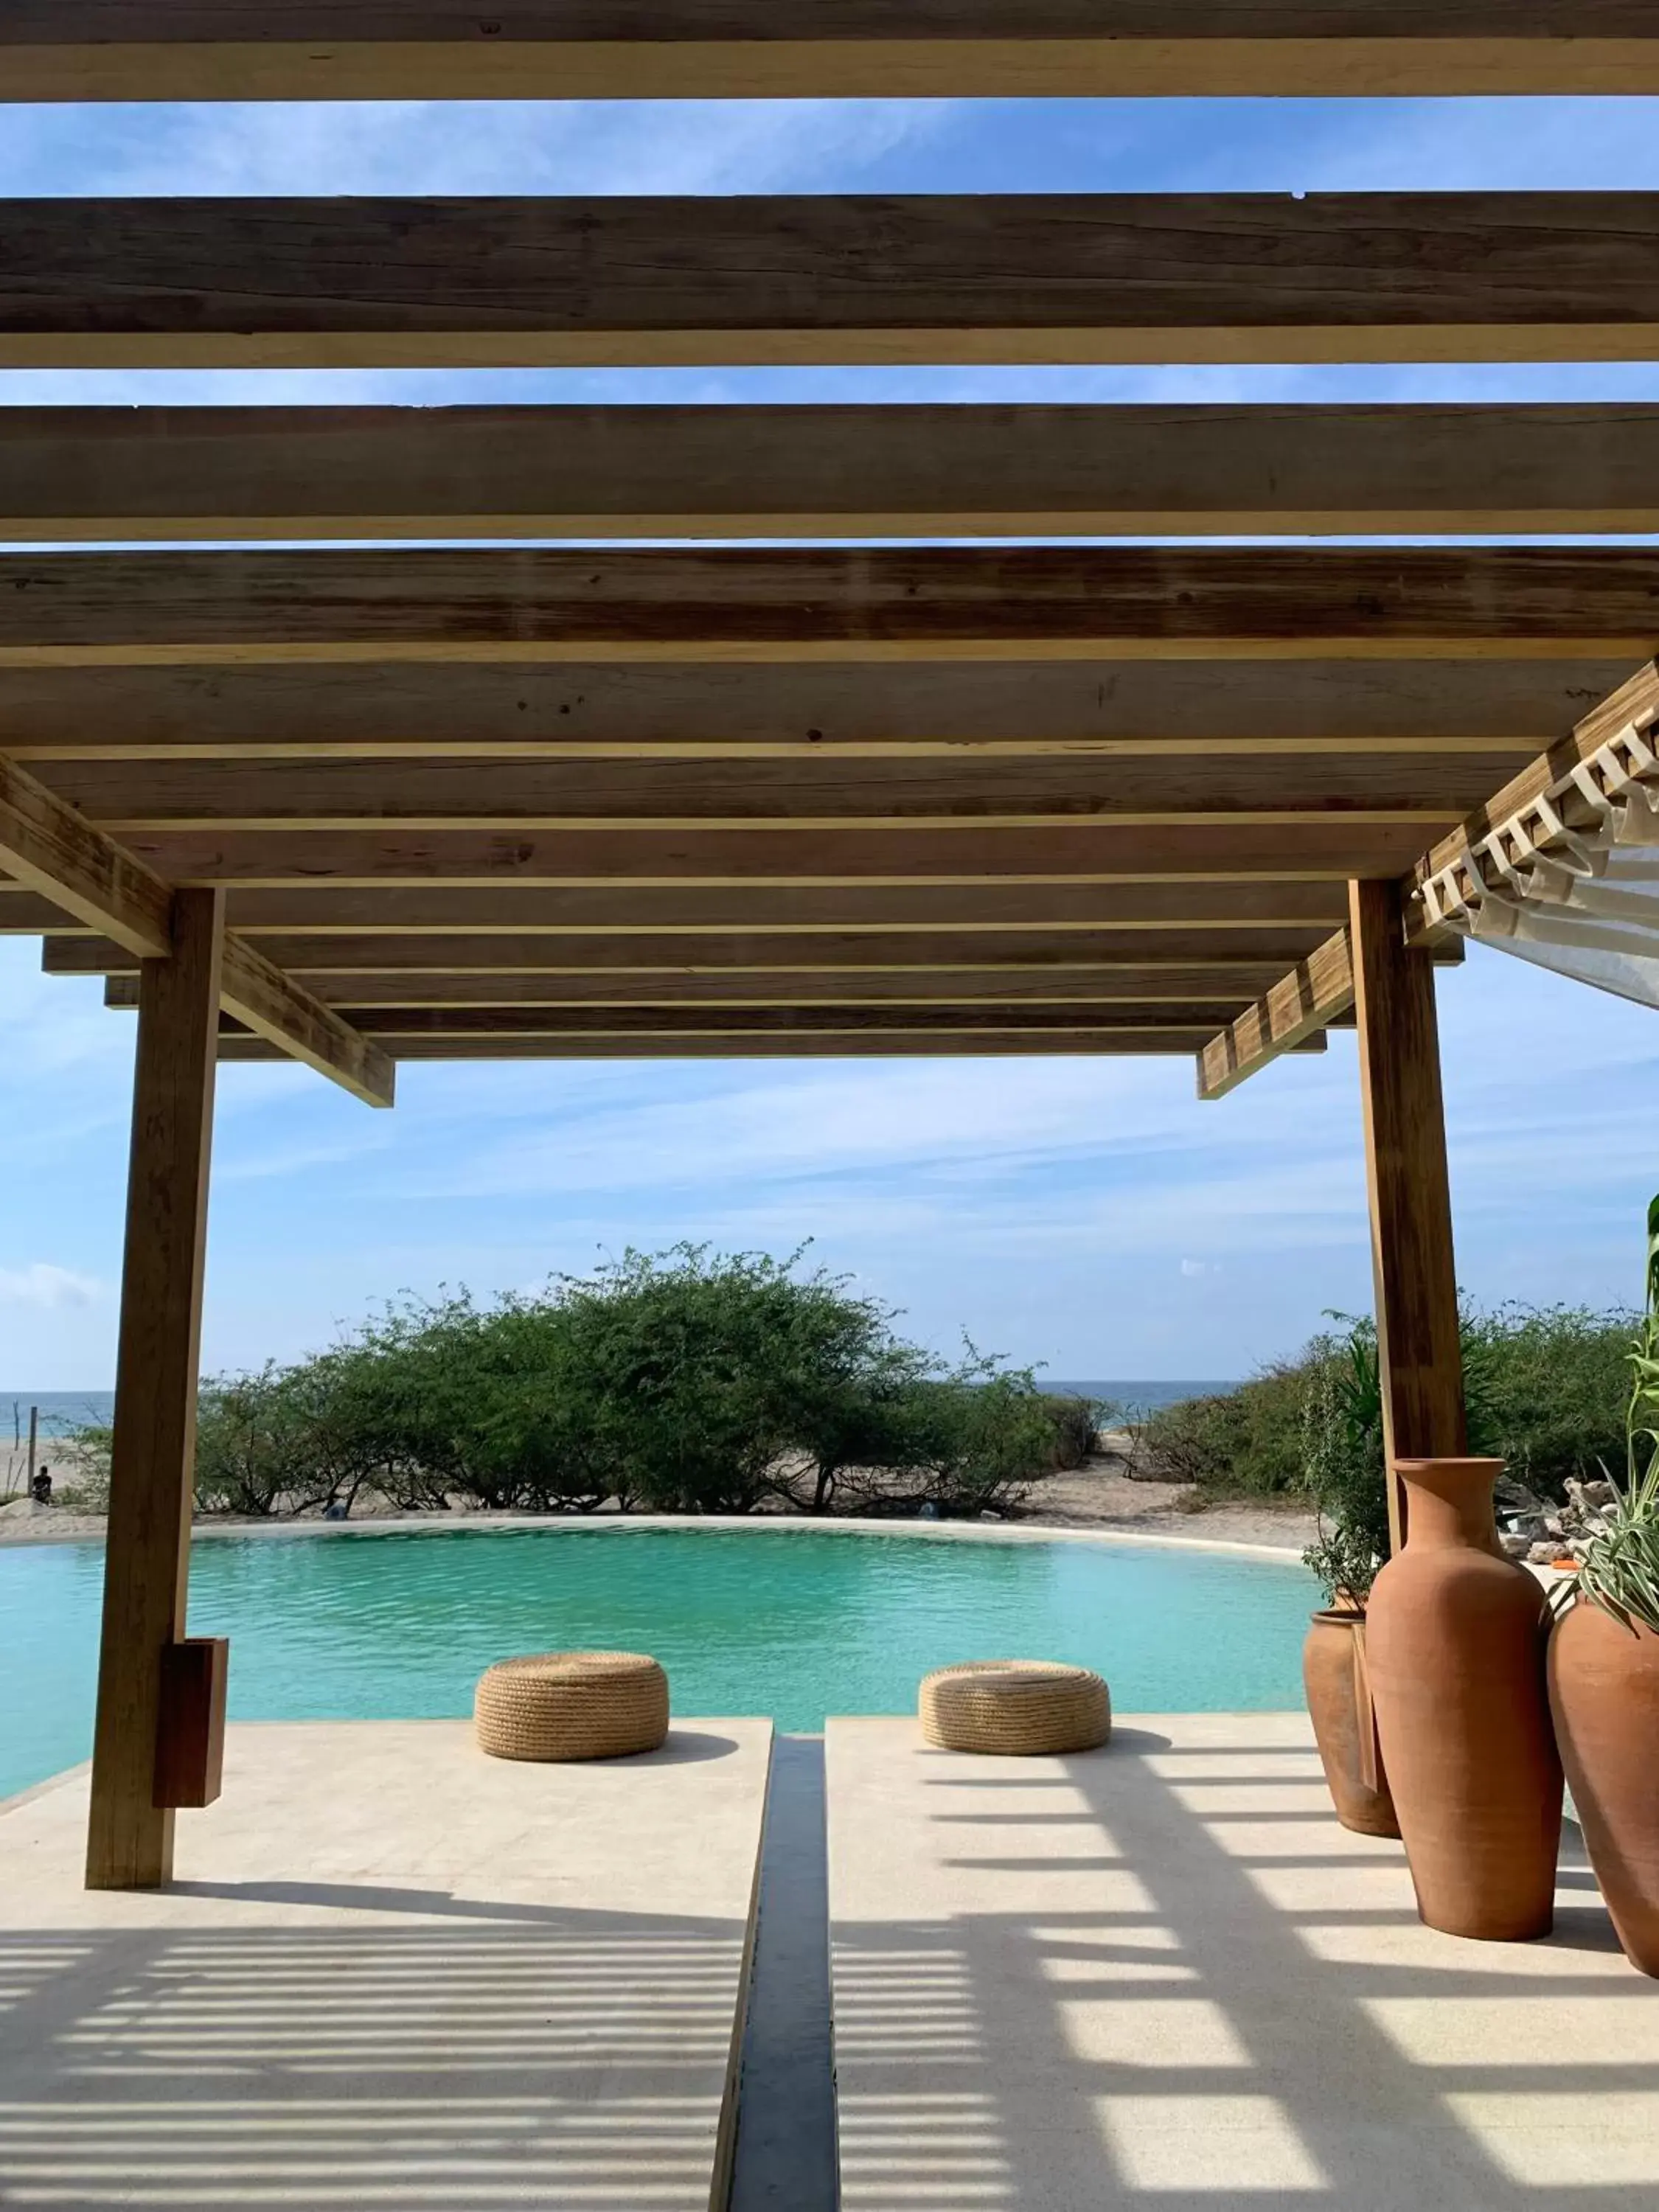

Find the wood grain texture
[[114, 821, 1444, 886], [47, 928, 1337, 976], [206, 1001, 1285, 1039], [0, 886, 76, 931], [0, 754, 173, 954], [32, 750, 1518, 829], [18, 404, 1659, 538], [1196, 926, 1357, 1100], [217, 1031, 1324, 1062], [0, 658, 1632, 759], [46, 880, 1346, 938], [218, 934, 394, 1108], [7, 195, 1659, 368], [3, 548, 1655, 667], [106, 966, 1289, 1011], [86, 888, 223, 1891], [4, 7, 1657, 100], [1350, 877, 1468, 1552]]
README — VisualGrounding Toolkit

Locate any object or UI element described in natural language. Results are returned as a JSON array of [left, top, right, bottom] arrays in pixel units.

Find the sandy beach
[[0, 1447, 1315, 1557]]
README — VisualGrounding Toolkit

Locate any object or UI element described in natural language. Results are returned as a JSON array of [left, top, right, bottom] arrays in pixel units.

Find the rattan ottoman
[[475, 1651, 669, 1761], [919, 1660, 1112, 1756]]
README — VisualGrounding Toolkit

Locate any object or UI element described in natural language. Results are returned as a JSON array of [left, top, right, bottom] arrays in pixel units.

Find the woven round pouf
[[475, 1651, 669, 1762], [919, 1660, 1111, 1756]]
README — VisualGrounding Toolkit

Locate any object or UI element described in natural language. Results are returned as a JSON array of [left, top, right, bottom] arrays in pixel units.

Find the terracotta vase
[[1366, 1458, 1563, 1941], [1303, 1609, 1399, 1837], [1548, 1599, 1659, 1976]]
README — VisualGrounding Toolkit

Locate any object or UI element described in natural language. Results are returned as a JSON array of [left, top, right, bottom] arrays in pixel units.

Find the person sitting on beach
[[29, 1467, 51, 1505]]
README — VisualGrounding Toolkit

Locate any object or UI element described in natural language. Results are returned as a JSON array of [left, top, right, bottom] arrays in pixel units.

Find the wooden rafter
[[1408, 658, 1659, 943], [4, 5, 1656, 102], [216, 1032, 1332, 1064], [29, 751, 1514, 828], [0, 751, 392, 1105], [16, 403, 1659, 540], [11, 879, 1357, 938], [3, 546, 1655, 667], [45, 931, 1342, 978], [105, 967, 1298, 1012], [217, 936, 395, 1110], [1196, 928, 1360, 1101], [0, 754, 173, 958], [1196, 660, 1659, 1097], [0, 658, 1636, 760], [111, 821, 1444, 886], [7, 195, 1659, 369]]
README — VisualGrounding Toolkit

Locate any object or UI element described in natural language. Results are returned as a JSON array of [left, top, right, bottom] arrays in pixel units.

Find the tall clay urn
[[1548, 1600, 1659, 1976], [1303, 1610, 1399, 1837], [1366, 1458, 1562, 1941]]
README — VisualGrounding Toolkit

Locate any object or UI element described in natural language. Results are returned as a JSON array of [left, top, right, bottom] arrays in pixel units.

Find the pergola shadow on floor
[[2, 10, 1659, 1897], [829, 1716, 1657, 2212], [0, 1720, 773, 2211]]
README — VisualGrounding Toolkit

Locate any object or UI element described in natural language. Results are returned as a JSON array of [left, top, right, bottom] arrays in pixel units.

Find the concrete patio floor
[[827, 1711, 1658, 2212], [0, 1719, 772, 2210]]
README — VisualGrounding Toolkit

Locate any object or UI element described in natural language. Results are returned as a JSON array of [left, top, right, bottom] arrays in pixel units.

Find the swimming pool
[[0, 1524, 1317, 1801]]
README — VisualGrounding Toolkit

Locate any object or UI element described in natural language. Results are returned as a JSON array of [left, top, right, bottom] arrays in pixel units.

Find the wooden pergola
[[4, 4, 1655, 1890]]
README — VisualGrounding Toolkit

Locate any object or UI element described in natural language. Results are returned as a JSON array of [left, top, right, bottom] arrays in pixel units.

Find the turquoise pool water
[[0, 1526, 1315, 1800]]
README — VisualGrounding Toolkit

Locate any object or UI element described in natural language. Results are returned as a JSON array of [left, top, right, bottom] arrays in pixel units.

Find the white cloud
[[0, 1262, 105, 1310]]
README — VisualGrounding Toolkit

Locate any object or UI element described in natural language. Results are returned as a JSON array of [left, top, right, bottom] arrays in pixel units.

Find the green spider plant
[[1556, 1195, 1659, 1636]]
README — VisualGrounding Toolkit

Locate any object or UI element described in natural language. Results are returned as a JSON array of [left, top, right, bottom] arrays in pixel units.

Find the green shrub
[[1142, 1362, 1309, 1497], [1460, 1302, 1635, 1498], [1147, 1299, 1636, 1526], [110, 1244, 1068, 1521]]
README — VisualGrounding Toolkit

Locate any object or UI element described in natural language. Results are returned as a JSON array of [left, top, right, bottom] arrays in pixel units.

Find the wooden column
[[1349, 878, 1467, 1554], [86, 888, 223, 1890]]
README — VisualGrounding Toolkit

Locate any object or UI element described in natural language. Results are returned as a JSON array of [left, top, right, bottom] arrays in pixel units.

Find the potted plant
[[1300, 1323, 1399, 1837], [1548, 1194, 1659, 1977]]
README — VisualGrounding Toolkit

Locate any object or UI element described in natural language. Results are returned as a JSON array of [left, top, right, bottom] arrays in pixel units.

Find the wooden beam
[[49, 928, 1335, 977], [217, 936, 394, 1109], [2, 548, 1656, 667], [20, 403, 1659, 540], [197, 1003, 1289, 1039], [31, 751, 1517, 830], [7, 195, 1659, 369], [0, 886, 81, 932], [1408, 658, 1659, 940], [114, 821, 1444, 886], [86, 888, 223, 1891], [0, 658, 1635, 759], [218, 1032, 1329, 1064], [26, 881, 1345, 939], [1196, 928, 1358, 1101], [5, 7, 1658, 102], [0, 751, 393, 1099], [1350, 877, 1468, 1553], [104, 967, 1287, 1011], [0, 754, 174, 956]]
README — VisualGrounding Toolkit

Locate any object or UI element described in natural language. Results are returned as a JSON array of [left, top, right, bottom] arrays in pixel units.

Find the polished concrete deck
[[0, 1719, 773, 2210], [827, 1711, 1658, 2212]]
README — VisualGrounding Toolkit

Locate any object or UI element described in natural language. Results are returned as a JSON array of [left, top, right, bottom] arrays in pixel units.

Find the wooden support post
[[85, 888, 224, 1890], [1349, 878, 1468, 1554]]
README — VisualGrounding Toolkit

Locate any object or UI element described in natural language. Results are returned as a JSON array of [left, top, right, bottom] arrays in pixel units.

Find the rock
[[1529, 1540, 1571, 1565], [1500, 1532, 1535, 1559]]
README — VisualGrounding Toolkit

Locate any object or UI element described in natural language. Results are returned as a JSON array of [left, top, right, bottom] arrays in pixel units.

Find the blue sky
[[3, 90, 1659, 1388]]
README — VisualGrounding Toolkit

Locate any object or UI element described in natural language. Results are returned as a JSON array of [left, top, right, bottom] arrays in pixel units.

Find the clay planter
[[1366, 1458, 1562, 1941], [1303, 1610, 1399, 1837], [1549, 1600, 1659, 1976]]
